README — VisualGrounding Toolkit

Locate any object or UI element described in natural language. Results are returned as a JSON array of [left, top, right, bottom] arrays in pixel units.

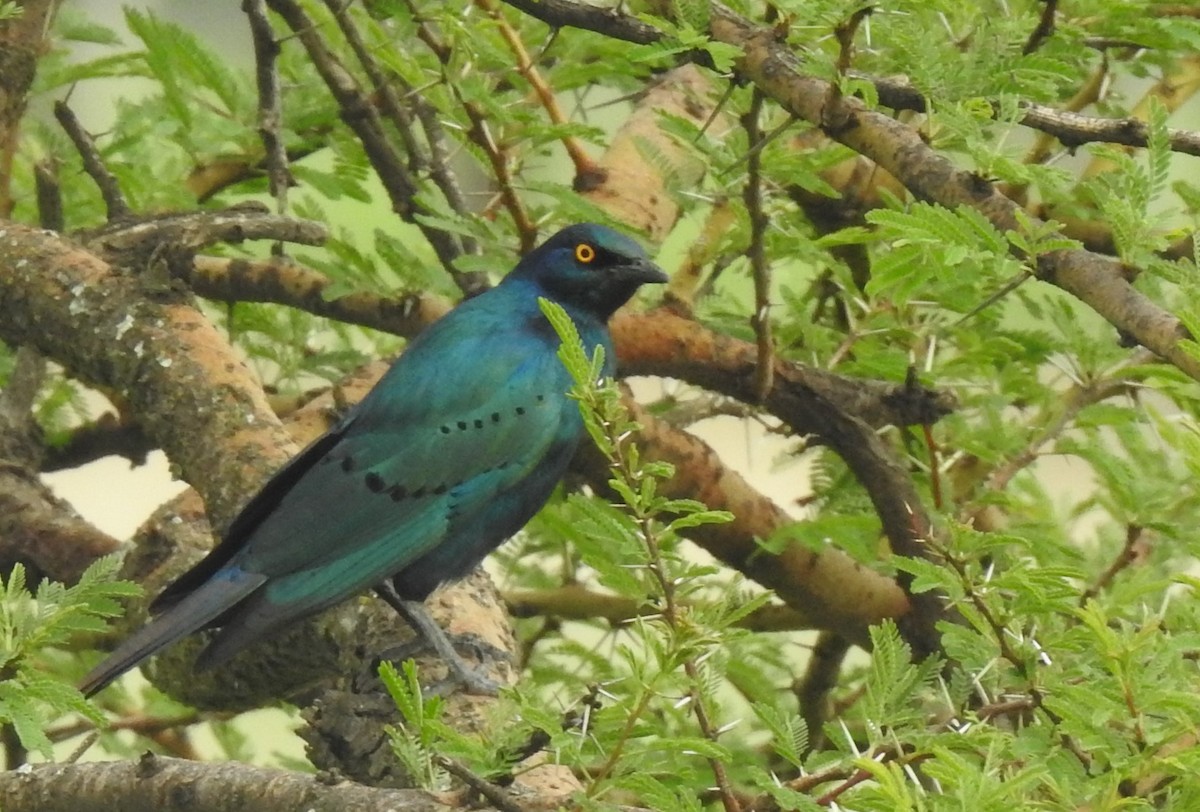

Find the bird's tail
[[79, 567, 266, 697]]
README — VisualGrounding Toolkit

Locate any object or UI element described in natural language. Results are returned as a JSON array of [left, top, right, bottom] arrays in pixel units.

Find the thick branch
[[185, 254, 454, 336], [577, 64, 716, 240], [0, 222, 295, 532], [615, 308, 954, 431], [577, 400, 912, 647], [182, 254, 952, 432], [0, 468, 121, 583], [0, 754, 474, 812]]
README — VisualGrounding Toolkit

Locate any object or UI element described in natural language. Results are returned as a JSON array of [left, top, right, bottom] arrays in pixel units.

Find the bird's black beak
[[618, 257, 669, 285]]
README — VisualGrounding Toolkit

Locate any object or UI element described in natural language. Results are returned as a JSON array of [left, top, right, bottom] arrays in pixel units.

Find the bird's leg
[[374, 581, 503, 696]]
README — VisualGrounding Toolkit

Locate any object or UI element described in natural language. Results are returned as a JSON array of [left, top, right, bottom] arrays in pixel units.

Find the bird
[[79, 222, 667, 697]]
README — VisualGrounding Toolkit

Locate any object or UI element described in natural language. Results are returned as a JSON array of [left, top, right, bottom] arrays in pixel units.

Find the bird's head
[[511, 223, 668, 319]]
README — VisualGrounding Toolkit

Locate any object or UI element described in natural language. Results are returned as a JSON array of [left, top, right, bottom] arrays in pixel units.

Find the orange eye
[[575, 243, 596, 264]]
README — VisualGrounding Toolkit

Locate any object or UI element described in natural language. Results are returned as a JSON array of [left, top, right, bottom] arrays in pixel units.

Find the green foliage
[[1079, 98, 1175, 265], [0, 559, 139, 759], [380, 660, 450, 790]]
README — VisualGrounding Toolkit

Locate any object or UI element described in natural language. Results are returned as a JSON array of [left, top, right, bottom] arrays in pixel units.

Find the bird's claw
[[374, 633, 506, 697]]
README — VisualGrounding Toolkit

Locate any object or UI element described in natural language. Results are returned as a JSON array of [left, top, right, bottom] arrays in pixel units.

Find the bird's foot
[[375, 635, 503, 697], [372, 585, 508, 697], [429, 658, 502, 698]]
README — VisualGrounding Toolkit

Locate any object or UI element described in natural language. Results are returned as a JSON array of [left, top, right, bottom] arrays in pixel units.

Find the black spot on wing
[[350, 394, 551, 506]]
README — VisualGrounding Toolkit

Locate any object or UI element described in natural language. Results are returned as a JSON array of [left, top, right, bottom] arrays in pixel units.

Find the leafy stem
[[539, 297, 741, 812]]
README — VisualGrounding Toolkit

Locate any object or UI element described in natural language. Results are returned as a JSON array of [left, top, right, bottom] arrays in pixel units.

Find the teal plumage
[[80, 223, 666, 696]]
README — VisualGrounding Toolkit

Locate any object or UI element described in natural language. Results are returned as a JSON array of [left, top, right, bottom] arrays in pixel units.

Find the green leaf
[[752, 701, 809, 768]]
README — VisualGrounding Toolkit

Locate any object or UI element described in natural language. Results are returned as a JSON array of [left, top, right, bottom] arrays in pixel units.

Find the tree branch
[[0, 754, 483, 812], [39, 412, 155, 472], [499, 3, 1200, 367], [0, 222, 295, 534], [244, 0, 293, 217], [322, 0, 479, 256], [501, 0, 1200, 158], [183, 253, 953, 433], [576, 64, 717, 240], [184, 253, 454, 337], [504, 583, 812, 631], [82, 205, 327, 258], [0, 347, 122, 583], [701, 5, 1200, 382], [1018, 100, 1200, 156], [53, 101, 131, 220]]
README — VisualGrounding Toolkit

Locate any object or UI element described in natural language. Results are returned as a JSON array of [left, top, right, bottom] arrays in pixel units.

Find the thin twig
[[606, 419, 742, 812], [662, 198, 734, 314], [475, 0, 601, 183], [82, 205, 327, 257], [435, 756, 527, 812], [1022, 0, 1058, 54], [1079, 524, 1151, 605], [794, 631, 851, 754], [462, 99, 538, 252], [742, 88, 773, 403], [323, 0, 478, 255], [53, 100, 131, 220], [983, 360, 1140, 494], [265, 0, 486, 292], [244, 0, 293, 230], [405, 0, 537, 250], [34, 158, 63, 232], [505, 583, 811, 631], [46, 711, 202, 745], [923, 533, 1094, 770]]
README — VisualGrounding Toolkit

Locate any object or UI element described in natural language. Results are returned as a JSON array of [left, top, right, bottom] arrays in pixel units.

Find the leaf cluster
[[0, 559, 138, 759]]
